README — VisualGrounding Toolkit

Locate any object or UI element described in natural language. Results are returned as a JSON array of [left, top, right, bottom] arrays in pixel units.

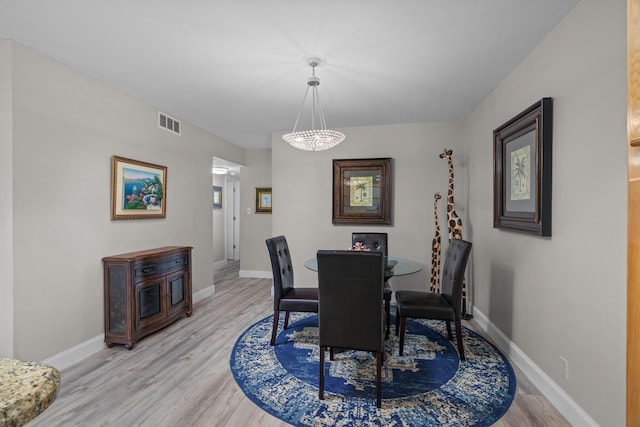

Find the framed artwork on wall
[[213, 186, 222, 209], [111, 156, 167, 220], [255, 187, 272, 214], [493, 97, 552, 236], [332, 158, 392, 225]]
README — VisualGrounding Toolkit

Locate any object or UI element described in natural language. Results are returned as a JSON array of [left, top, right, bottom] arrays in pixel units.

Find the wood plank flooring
[[28, 261, 569, 426]]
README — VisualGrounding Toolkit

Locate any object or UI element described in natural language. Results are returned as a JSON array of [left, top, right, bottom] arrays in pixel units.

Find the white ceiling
[[0, 0, 578, 151]]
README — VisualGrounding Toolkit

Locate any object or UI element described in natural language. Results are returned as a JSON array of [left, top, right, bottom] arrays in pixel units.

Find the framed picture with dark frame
[[212, 186, 222, 209], [332, 158, 392, 225], [255, 187, 272, 214], [111, 156, 167, 220], [493, 97, 552, 236]]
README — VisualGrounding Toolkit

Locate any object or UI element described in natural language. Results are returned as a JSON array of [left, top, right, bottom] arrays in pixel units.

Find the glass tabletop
[[304, 255, 422, 277]]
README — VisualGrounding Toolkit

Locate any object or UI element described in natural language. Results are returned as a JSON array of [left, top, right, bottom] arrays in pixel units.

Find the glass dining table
[[304, 255, 423, 277]]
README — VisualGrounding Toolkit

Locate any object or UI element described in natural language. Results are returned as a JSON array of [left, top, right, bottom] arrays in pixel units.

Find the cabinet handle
[[142, 268, 150, 273]]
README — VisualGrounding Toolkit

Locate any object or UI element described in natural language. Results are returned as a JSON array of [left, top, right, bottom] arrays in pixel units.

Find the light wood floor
[[28, 261, 569, 426]]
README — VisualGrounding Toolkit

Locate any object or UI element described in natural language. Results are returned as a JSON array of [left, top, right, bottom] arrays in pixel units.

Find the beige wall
[[271, 122, 465, 290], [464, 0, 626, 425], [0, 41, 14, 356], [239, 149, 272, 276], [7, 41, 245, 361]]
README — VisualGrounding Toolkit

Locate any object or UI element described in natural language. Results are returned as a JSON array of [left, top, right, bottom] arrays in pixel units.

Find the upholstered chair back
[[351, 232, 388, 255], [317, 250, 385, 352], [265, 235, 295, 311], [440, 239, 472, 319]]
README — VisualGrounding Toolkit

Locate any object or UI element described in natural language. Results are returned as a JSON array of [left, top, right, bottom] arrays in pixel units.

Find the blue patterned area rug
[[230, 313, 515, 426]]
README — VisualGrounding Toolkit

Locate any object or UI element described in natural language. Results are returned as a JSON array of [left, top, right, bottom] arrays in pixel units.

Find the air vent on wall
[[158, 112, 181, 135]]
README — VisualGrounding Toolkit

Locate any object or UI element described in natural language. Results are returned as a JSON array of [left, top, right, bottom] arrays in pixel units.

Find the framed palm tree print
[[332, 158, 392, 225], [493, 98, 552, 236]]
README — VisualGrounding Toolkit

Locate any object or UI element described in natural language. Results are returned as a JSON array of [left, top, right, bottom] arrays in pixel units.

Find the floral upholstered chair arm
[[0, 358, 60, 427]]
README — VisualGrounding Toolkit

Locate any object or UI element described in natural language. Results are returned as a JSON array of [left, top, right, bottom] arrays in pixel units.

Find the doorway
[[212, 157, 241, 265]]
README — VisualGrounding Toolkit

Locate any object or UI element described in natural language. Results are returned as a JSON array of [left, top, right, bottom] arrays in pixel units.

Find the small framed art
[[255, 187, 272, 214], [111, 156, 167, 220], [493, 97, 552, 236], [213, 186, 222, 209]]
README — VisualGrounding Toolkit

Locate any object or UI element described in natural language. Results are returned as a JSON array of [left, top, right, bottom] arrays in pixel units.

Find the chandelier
[[282, 58, 345, 151]]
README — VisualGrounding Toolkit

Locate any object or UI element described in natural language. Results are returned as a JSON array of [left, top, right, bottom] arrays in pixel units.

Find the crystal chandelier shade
[[282, 59, 345, 151]]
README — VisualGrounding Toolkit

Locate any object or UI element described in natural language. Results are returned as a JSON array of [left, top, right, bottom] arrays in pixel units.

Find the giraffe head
[[439, 149, 453, 160], [434, 192, 441, 201]]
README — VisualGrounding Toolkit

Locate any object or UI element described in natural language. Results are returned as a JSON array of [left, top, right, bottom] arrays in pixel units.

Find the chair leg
[[376, 351, 382, 408], [446, 320, 453, 340], [283, 311, 290, 329], [319, 346, 325, 400], [385, 299, 391, 339], [330, 347, 335, 361], [455, 320, 465, 361], [395, 307, 400, 336], [270, 311, 279, 346], [399, 317, 406, 356]]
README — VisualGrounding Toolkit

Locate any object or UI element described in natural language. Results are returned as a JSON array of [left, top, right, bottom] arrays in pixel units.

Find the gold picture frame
[[111, 156, 167, 220], [255, 187, 272, 214]]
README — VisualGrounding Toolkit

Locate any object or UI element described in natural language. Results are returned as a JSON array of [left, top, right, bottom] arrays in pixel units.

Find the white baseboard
[[193, 285, 215, 303], [41, 334, 104, 371], [42, 285, 216, 371], [239, 269, 272, 279], [471, 307, 599, 427]]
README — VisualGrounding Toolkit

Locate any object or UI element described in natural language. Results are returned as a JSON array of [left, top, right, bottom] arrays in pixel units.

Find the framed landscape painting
[[493, 98, 552, 236], [111, 156, 167, 220], [332, 158, 392, 225]]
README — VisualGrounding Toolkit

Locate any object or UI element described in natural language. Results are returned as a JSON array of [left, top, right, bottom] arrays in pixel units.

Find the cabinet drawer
[[135, 263, 159, 279], [134, 253, 189, 279]]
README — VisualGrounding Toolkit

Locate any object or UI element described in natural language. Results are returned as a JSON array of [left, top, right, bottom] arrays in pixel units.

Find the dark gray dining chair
[[351, 232, 392, 338], [395, 239, 472, 360], [266, 235, 319, 346], [317, 249, 385, 408]]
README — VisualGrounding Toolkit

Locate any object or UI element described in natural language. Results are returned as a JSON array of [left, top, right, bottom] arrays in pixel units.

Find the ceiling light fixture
[[282, 58, 345, 151], [211, 167, 228, 175]]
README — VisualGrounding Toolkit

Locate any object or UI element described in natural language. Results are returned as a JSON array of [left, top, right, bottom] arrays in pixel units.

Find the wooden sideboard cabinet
[[102, 246, 193, 349]]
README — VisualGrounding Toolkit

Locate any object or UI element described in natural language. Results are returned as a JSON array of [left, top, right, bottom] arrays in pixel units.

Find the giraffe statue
[[430, 192, 442, 293], [439, 149, 463, 241], [439, 149, 469, 316]]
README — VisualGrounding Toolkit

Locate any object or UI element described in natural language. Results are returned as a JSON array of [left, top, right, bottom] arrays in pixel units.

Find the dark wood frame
[[212, 186, 222, 209], [332, 158, 392, 225], [255, 187, 272, 214], [493, 97, 552, 236], [111, 156, 167, 220]]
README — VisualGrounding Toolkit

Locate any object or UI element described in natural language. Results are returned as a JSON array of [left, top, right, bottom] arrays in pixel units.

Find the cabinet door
[[167, 270, 190, 316], [136, 278, 165, 330]]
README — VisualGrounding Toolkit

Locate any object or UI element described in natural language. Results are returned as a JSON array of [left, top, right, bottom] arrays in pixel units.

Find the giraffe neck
[[434, 199, 440, 236], [447, 158, 455, 208]]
